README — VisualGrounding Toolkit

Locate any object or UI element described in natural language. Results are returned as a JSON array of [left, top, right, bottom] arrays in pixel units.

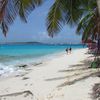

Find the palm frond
[[76, 12, 94, 35], [0, 0, 17, 36], [0, 0, 7, 22], [15, 0, 42, 22], [76, 6, 99, 41], [63, 0, 83, 25], [46, 0, 65, 37], [47, 0, 84, 37], [0, 0, 43, 36], [46, 0, 98, 38]]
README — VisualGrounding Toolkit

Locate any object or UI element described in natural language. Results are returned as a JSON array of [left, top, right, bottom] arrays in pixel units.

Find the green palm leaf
[[46, 0, 65, 37], [0, 0, 43, 36], [46, 0, 99, 40], [47, 0, 84, 37]]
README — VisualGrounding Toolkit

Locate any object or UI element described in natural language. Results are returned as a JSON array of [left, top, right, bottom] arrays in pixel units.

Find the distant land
[[0, 42, 43, 45], [0, 41, 82, 45]]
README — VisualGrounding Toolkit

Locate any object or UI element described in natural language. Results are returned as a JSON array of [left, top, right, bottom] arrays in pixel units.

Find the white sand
[[0, 48, 99, 100]]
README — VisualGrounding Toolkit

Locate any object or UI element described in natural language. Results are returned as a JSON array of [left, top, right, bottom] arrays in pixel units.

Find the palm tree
[[76, 6, 100, 51], [47, 0, 99, 37], [76, 4, 100, 40], [0, 0, 43, 36], [47, 0, 100, 50]]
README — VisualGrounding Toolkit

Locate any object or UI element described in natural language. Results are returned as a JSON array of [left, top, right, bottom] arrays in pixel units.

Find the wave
[[0, 63, 17, 76]]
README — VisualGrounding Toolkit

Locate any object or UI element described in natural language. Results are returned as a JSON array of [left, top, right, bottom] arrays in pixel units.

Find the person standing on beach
[[66, 48, 68, 54], [69, 47, 72, 54]]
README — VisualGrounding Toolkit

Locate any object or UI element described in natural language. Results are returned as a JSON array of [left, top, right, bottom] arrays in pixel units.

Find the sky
[[0, 0, 82, 44]]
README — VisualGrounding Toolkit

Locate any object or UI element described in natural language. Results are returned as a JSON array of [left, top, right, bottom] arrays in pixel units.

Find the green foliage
[[0, 0, 99, 40], [47, 0, 100, 40], [46, 0, 65, 37], [47, 0, 84, 37], [0, 0, 43, 36], [91, 58, 100, 68]]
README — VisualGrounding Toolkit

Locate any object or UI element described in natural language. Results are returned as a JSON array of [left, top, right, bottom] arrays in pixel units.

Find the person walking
[[66, 48, 68, 54], [69, 47, 72, 54]]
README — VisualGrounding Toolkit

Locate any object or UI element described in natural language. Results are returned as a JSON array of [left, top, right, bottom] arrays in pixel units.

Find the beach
[[0, 48, 99, 100]]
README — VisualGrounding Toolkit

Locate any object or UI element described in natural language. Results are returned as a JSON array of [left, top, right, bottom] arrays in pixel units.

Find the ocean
[[0, 44, 85, 75]]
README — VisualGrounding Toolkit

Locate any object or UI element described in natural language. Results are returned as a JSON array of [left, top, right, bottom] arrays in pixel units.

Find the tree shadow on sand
[[0, 90, 33, 100], [45, 57, 100, 87]]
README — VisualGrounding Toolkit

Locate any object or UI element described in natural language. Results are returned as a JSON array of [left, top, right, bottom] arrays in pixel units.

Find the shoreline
[[0, 48, 99, 100], [0, 48, 85, 78]]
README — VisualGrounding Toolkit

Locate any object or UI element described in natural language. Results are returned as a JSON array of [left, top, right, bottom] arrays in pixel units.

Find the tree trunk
[[97, 0, 100, 15], [97, 0, 100, 54], [97, 36, 100, 52]]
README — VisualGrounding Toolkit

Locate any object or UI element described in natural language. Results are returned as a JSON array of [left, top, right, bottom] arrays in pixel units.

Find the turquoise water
[[0, 44, 85, 75]]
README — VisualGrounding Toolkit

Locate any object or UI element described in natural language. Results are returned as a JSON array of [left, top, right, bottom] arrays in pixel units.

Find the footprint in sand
[[30, 84, 33, 86], [22, 77, 29, 80], [25, 84, 28, 86], [25, 83, 33, 86]]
